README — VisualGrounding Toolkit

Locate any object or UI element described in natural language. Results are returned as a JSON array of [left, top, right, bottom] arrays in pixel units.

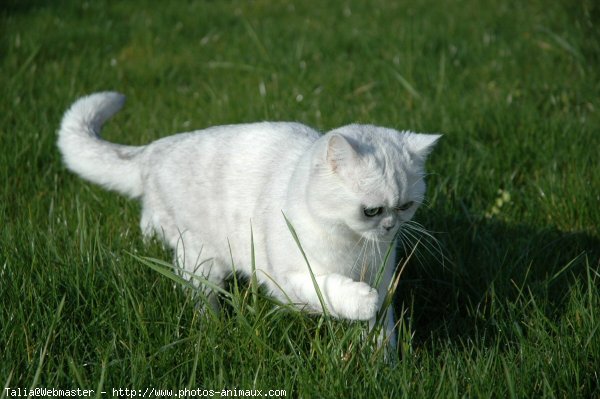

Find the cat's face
[[308, 125, 440, 241]]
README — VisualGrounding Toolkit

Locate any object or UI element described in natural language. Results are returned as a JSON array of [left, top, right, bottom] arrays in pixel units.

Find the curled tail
[[57, 92, 144, 198]]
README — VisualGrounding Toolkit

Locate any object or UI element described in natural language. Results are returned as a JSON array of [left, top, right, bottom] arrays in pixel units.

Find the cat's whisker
[[401, 221, 446, 267], [396, 233, 412, 264], [376, 239, 385, 273], [362, 239, 372, 281], [417, 197, 431, 208], [398, 229, 426, 265], [351, 236, 369, 278], [365, 236, 378, 282], [400, 229, 427, 263], [372, 236, 384, 283], [409, 174, 430, 192], [404, 220, 443, 249], [354, 234, 378, 282]]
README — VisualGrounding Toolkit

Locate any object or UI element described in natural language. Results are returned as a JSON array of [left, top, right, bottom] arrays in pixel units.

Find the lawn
[[1, 0, 599, 397]]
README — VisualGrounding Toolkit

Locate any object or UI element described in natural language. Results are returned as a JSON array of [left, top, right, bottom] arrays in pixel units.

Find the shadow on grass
[[395, 213, 600, 347], [0, 0, 46, 15]]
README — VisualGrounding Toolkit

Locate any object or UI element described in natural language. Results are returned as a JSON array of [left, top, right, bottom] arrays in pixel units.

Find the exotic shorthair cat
[[58, 92, 440, 347]]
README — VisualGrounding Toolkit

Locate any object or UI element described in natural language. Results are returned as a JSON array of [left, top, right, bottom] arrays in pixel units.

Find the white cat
[[58, 92, 440, 347]]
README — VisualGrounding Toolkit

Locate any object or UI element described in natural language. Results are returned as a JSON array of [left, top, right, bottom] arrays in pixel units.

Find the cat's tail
[[57, 92, 145, 198]]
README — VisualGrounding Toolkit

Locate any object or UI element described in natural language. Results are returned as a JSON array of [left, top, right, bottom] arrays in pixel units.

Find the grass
[[1, 0, 599, 397]]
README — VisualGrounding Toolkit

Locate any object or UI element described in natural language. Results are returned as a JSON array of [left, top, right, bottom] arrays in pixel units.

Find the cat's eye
[[363, 207, 384, 217], [396, 201, 414, 211]]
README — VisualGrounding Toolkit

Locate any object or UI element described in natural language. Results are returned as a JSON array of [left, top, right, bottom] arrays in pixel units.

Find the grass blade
[[129, 253, 231, 298], [282, 212, 332, 323], [250, 223, 259, 308], [28, 295, 66, 399]]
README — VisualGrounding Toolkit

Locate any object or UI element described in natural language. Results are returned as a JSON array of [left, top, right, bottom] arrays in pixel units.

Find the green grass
[[1, 0, 599, 397]]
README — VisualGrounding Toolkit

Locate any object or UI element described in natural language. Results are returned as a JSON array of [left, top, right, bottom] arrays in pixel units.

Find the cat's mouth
[[362, 226, 399, 242]]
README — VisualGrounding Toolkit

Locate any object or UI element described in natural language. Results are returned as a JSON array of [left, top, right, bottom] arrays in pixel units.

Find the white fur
[[58, 92, 441, 346]]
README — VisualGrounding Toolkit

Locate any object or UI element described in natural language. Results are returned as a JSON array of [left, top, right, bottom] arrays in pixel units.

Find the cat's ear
[[405, 133, 442, 160], [326, 134, 358, 172]]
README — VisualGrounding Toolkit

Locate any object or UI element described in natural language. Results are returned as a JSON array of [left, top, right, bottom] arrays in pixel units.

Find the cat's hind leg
[[139, 196, 227, 312], [139, 192, 171, 243], [173, 233, 228, 312]]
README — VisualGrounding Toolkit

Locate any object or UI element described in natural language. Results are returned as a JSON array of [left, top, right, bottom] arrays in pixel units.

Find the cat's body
[[58, 92, 440, 346]]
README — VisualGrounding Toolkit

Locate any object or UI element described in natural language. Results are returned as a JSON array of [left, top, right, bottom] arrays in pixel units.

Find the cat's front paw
[[331, 280, 379, 321]]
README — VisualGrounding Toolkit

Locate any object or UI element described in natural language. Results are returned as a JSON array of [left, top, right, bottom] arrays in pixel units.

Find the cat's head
[[307, 124, 441, 241]]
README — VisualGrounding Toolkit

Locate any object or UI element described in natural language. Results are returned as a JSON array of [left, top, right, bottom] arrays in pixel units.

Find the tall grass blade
[[129, 254, 232, 298], [282, 212, 331, 322], [1, 370, 13, 399], [250, 223, 259, 308], [28, 295, 66, 399]]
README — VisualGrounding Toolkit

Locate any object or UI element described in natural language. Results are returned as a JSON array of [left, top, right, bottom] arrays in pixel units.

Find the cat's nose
[[382, 218, 396, 231], [380, 212, 398, 234]]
